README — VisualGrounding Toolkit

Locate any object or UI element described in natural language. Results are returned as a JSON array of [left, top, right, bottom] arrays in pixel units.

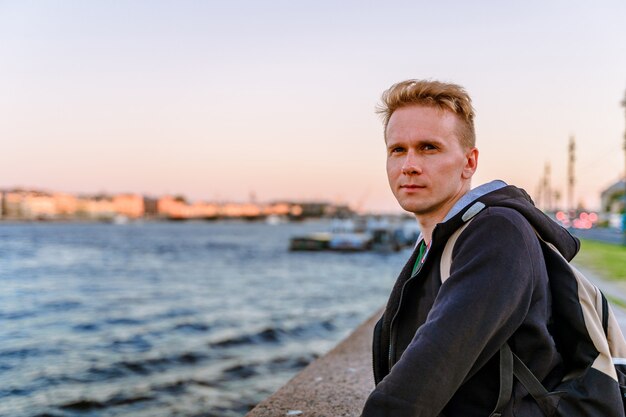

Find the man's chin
[[398, 201, 428, 215]]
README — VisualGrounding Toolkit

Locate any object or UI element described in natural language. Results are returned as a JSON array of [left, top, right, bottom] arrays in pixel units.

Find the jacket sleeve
[[361, 209, 541, 417]]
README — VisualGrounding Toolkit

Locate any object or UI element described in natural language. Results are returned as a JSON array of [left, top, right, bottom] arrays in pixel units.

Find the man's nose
[[401, 151, 422, 175]]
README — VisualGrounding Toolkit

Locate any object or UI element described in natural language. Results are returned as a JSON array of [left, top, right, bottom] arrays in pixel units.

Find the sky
[[1, 1, 625, 213]]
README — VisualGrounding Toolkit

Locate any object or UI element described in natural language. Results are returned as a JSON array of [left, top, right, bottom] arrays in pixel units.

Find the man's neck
[[415, 216, 439, 246], [416, 186, 471, 245]]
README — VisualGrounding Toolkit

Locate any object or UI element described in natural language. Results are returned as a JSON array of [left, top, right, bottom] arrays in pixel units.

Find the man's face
[[385, 105, 478, 221]]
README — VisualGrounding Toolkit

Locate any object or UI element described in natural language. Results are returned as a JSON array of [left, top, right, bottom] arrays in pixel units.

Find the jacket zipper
[[388, 262, 424, 371]]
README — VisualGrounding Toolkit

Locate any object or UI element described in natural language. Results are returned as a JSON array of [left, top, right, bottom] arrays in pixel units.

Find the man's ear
[[461, 148, 479, 179]]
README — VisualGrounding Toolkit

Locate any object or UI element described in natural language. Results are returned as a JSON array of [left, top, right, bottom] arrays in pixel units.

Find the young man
[[361, 80, 579, 416]]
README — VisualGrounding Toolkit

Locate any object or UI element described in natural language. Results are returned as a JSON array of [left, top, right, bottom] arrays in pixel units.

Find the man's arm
[[361, 209, 541, 417]]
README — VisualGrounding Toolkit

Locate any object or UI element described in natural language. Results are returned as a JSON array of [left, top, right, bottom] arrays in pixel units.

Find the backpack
[[440, 206, 626, 417]]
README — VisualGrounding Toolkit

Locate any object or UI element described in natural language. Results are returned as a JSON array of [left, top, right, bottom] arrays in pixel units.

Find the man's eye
[[391, 147, 404, 153], [423, 144, 437, 150]]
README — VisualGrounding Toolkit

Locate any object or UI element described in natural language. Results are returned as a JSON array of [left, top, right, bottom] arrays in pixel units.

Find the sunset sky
[[1, 1, 625, 213]]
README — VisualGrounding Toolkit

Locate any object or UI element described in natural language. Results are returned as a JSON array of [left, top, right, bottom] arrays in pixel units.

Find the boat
[[328, 232, 372, 251], [266, 214, 288, 225], [289, 216, 418, 252], [289, 232, 332, 251]]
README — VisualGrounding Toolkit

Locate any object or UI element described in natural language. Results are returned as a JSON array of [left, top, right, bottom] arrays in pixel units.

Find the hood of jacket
[[436, 180, 579, 261]]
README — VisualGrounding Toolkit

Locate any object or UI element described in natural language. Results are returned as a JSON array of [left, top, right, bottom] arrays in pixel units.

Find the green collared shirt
[[411, 240, 428, 277]]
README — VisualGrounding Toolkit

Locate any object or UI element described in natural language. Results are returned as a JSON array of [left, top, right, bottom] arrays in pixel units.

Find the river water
[[0, 220, 412, 417]]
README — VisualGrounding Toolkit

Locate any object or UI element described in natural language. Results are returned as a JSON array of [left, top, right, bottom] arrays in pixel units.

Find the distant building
[[2, 190, 49, 219], [190, 202, 219, 219], [601, 179, 626, 213], [293, 202, 355, 218], [0, 190, 63, 219], [220, 202, 261, 218], [325, 203, 354, 218], [23, 192, 57, 219], [3, 191, 25, 218], [263, 202, 292, 217], [157, 196, 219, 219], [113, 194, 145, 218], [75, 195, 115, 219], [600, 179, 625, 229], [53, 193, 79, 217], [296, 202, 329, 218], [157, 196, 190, 219], [143, 197, 159, 217]]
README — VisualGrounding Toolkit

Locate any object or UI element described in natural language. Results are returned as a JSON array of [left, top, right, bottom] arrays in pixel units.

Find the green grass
[[574, 239, 626, 281], [605, 294, 626, 309]]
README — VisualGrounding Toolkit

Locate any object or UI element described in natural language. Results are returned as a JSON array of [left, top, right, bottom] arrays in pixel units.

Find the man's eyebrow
[[387, 139, 445, 148], [418, 139, 445, 146], [386, 141, 408, 151]]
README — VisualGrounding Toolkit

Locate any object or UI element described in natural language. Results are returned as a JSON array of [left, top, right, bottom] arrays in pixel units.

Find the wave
[[155, 307, 198, 319], [31, 413, 64, 417], [41, 300, 82, 312], [73, 317, 211, 337], [209, 319, 335, 348], [3, 350, 215, 399], [71, 322, 100, 332], [173, 322, 211, 332], [150, 377, 219, 395], [89, 351, 211, 380], [0, 309, 39, 320], [105, 317, 146, 326], [221, 354, 318, 380], [0, 347, 61, 359], [109, 335, 152, 353], [59, 393, 154, 411], [48, 377, 250, 417]]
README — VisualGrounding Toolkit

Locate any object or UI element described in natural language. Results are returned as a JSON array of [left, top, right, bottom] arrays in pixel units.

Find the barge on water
[[289, 217, 418, 252], [289, 232, 372, 252]]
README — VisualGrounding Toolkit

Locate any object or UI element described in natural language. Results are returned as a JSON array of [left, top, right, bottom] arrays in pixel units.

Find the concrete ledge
[[245, 308, 383, 417]]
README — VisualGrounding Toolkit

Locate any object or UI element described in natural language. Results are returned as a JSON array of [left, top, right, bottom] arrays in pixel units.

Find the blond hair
[[377, 79, 476, 148]]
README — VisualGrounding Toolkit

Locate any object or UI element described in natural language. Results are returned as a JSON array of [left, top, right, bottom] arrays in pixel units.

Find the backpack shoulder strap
[[440, 201, 485, 283], [440, 220, 472, 283]]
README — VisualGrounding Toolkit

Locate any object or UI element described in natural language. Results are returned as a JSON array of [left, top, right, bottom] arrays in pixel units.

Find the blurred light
[[573, 218, 592, 229]]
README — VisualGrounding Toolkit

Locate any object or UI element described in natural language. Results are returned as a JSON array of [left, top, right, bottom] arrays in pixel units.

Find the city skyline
[[0, 187, 352, 221], [2, 1, 625, 212], [0, 185, 344, 205]]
